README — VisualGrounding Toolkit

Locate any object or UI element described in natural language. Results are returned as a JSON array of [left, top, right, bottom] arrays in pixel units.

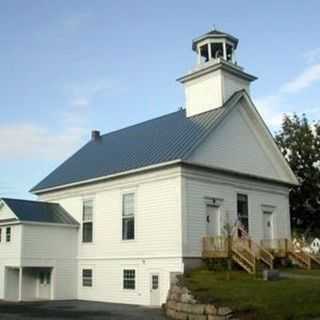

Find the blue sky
[[1, 0, 320, 199]]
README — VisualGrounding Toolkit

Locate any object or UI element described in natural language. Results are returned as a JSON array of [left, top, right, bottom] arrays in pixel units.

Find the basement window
[[6, 227, 11, 242], [82, 269, 93, 287], [123, 269, 135, 290], [82, 199, 93, 243]]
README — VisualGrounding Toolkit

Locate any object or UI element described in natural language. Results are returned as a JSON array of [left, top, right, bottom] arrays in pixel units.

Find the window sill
[[122, 288, 136, 292]]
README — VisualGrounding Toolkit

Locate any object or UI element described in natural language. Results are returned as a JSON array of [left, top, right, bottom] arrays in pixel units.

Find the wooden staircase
[[310, 254, 320, 267], [230, 224, 274, 273], [231, 241, 256, 274], [287, 240, 320, 269]]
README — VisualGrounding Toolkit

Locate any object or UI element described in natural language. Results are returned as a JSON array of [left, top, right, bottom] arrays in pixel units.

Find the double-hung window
[[82, 199, 93, 243], [82, 269, 93, 287], [122, 193, 135, 240], [6, 227, 11, 242], [123, 269, 135, 290], [237, 194, 249, 232]]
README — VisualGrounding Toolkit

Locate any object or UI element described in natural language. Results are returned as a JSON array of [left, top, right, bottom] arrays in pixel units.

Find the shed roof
[[1, 198, 79, 225]]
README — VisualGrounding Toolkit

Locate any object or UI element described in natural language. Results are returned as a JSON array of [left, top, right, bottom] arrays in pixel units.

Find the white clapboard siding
[[189, 100, 291, 183], [0, 225, 22, 299], [38, 167, 183, 304], [39, 167, 182, 259], [181, 167, 290, 257], [0, 204, 17, 221], [78, 257, 183, 305], [21, 224, 78, 300]]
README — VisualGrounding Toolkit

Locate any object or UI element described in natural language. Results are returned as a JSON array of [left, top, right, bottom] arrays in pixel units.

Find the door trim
[[149, 272, 160, 306]]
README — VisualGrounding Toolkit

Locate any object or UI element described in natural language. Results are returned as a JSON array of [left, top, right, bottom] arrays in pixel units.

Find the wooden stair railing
[[288, 250, 311, 269], [261, 239, 288, 257], [202, 236, 229, 258], [253, 241, 274, 269], [287, 240, 311, 270], [234, 223, 274, 270], [292, 239, 320, 268], [231, 241, 256, 274], [309, 254, 320, 267]]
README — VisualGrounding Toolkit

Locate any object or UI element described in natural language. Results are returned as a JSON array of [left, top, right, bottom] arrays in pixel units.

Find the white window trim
[[235, 191, 250, 232], [261, 204, 276, 212], [121, 189, 137, 242], [261, 204, 276, 240], [81, 197, 95, 244], [5, 227, 11, 243], [80, 265, 95, 288], [121, 266, 138, 291]]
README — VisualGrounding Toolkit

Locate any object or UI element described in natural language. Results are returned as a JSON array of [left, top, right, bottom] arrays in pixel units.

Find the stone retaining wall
[[164, 285, 236, 320]]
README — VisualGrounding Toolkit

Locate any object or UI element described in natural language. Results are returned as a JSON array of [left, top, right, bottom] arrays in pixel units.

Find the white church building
[[0, 30, 297, 305]]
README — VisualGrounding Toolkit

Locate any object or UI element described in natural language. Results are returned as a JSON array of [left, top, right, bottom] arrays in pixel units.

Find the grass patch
[[183, 269, 320, 320], [283, 268, 320, 277]]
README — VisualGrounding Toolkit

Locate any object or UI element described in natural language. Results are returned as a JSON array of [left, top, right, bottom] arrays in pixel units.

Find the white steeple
[[177, 29, 257, 117]]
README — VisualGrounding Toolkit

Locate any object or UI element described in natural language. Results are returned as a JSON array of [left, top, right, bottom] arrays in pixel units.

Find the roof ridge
[[31, 93, 245, 194], [187, 105, 224, 118], [181, 90, 245, 160]]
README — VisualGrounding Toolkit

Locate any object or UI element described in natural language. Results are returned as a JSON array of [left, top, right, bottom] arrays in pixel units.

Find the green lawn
[[183, 269, 320, 320], [283, 268, 320, 277]]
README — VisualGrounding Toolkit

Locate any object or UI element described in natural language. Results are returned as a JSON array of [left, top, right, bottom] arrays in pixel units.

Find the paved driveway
[[0, 300, 167, 320]]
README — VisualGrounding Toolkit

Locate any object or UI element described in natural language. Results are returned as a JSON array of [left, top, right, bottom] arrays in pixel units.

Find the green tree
[[275, 114, 320, 238]]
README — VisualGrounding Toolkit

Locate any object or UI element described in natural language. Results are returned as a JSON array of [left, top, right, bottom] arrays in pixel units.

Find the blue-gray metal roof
[[31, 91, 243, 193], [1, 198, 79, 225]]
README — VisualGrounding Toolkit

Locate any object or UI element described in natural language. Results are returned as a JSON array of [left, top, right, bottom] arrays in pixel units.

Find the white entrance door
[[206, 205, 220, 236], [150, 273, 160, 306], [38, 270, 51, 300], [263, 211, 273, 240]]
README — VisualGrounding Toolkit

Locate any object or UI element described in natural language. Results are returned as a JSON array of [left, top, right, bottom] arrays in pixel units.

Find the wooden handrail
[[232, 241, 256, 274], [203, 236, 229, 252], [234, 223, 274, 269]]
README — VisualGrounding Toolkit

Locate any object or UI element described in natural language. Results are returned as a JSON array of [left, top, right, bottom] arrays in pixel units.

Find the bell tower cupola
[[178, 29, 257, 117]]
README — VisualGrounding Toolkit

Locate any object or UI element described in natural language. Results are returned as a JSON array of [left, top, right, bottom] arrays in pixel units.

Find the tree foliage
[[275, 114, 320, 237]]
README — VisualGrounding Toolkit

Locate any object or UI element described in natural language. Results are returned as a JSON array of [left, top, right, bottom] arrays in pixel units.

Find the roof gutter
[[32, 157, 296, 196], [31, 159, 182, 195]]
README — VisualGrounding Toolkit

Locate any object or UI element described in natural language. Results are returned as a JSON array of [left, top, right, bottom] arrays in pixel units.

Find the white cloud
[[0, 77, 114, 161], [254, 95, 288, 130], [281, 64, 320, 93], [0, 123, 87, 161], [255, 48, 320, 130]]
